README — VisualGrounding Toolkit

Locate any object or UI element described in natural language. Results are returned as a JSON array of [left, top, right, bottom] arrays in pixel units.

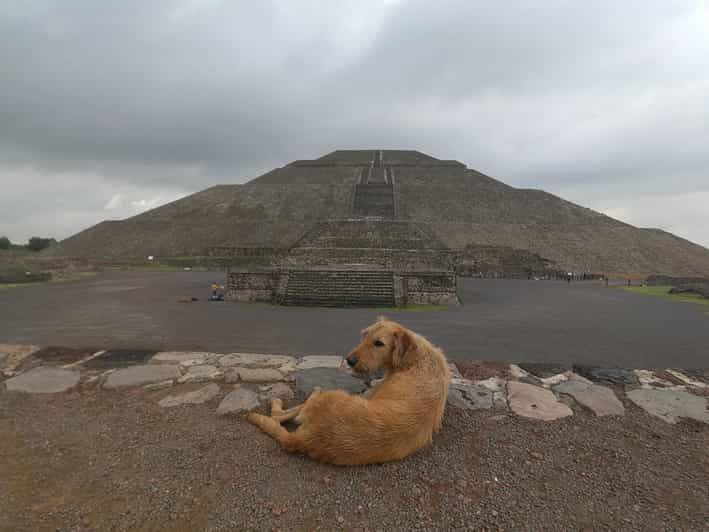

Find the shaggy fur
[[247, 318, 450, 465]]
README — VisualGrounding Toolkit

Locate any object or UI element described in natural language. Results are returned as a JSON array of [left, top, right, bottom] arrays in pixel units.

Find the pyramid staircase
[[282, 270, 395, 307]]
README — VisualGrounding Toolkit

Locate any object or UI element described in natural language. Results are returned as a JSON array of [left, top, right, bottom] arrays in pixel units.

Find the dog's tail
[[247, 412, 301, 453]]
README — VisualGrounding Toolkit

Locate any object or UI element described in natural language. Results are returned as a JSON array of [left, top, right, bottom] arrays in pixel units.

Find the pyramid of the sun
[[54, 149, 709, 277]]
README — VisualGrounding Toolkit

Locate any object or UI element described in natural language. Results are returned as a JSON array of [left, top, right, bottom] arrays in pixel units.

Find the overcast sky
[[1, 0, 708, 247]]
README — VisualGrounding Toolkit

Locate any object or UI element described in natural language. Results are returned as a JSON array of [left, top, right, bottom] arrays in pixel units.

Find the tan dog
[[247, 318, 449, 465]]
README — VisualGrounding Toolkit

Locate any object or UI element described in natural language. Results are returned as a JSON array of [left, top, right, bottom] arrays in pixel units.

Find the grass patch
[[0, 271, 98, 291], [620, 285, 709, 307]]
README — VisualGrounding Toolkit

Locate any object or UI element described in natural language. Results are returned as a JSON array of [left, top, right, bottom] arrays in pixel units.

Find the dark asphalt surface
[[1, 271, 707, 368]]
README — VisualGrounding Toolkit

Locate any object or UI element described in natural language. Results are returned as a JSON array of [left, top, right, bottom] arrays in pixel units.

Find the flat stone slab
[[259, 383, 295, 402], [4, 366, 80, 393], [159, 383, 220, 408], [448, 382, 494, 410], [104, 365, 181, 389], [237, 368, 284, 383], [83, 350, 156, 370], [553, 379, 624, 416], [295, 356, 343, 370], [517, 362, 572, 379], [507, 381, 573, 421], [573, 365, 639, 386], [177, 364, 223, 383], [294, 368, 367, 396], [679, 368, 709, 384], [151, 351, 218, 364], [626, 388, 709, 424], [216, 386, 260, 415], [218, 353, 295, 368]]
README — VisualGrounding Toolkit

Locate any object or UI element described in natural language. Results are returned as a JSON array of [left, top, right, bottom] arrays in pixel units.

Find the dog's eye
[[374, 340, 384, 347]]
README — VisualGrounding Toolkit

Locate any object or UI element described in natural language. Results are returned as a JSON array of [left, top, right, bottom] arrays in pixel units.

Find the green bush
[[0, 236, 10, 250], [27, 237, 56, 252]]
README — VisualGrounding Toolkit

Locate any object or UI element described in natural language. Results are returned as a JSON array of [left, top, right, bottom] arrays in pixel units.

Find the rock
[[652, 369, 690, 387], [634, 369, 683, 390], [475, 377, 508, 408], [103, 365, 181, 389], [665, 369, 708, 388], [572, 365, 639, 386], [277, 360, 298, 374], [0, 344, 40, 371], [216, 386, 260, 415], [4, 366, 80, 393], [448, 383, 494, 410], [179, 359, 210, 369], [295, 356, 343, 370], [177, 364, 223, 383], [159, 383, 220, 408], [519, 375, 544, 387], [508, 364, 529, 379], [447, 362, 463, 379], [517, 362, 572, 379], [150, 351, 217, 364], [223, 369, 240, 383], [540, 372, 570, 388], [259, 383, 295, 402], [218, 353, 295, 368], [294, 368, 367, 396], [455, 360, 508, 380], [553, 380, 624, 416], [143, 380, 174, 391], [679, 368, 709, 385], [236, 368, 284, 383], [507, 381, 573, 421], [626, 389, 709, 424]]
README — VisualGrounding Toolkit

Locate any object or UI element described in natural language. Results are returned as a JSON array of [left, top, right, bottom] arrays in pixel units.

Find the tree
[[27, 237, 56, 252], [0, 236, 10, 250]]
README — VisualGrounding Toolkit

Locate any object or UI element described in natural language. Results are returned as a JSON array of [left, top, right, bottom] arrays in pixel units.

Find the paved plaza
[[1, 271, 708, 368]]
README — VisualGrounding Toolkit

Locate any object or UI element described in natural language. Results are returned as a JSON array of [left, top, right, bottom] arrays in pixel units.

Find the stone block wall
[[227, 269, 459, 307], [226, 271, 282, 303], [397, 272, 460, 306]]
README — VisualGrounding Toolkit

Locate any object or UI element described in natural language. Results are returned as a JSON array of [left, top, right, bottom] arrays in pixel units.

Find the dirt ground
[[1, 387, 707, 531]]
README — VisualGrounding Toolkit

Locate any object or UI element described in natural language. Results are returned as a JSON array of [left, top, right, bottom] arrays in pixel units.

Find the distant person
[[567, 272, 572, 283], [211, 281, 219, 298]]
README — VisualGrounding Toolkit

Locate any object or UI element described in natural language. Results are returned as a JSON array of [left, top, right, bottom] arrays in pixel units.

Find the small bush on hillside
[[0, 236, 10, 250], [27, 237, 57, 252]]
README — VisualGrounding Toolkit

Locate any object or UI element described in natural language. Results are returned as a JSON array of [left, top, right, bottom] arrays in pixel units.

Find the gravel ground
[[0, 387, 707, 531]]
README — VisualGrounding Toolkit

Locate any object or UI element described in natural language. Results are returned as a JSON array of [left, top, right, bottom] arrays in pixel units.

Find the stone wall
[[284, 248, 457, 271], [397, 272, 460, 305], [456, 245, 558, 278], [227, 268, 459, 307], [645, 275, 708, 286], [226, 271, 283, 303]]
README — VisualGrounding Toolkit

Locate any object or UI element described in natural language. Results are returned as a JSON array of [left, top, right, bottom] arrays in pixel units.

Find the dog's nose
[[346, 355, 358, 367]]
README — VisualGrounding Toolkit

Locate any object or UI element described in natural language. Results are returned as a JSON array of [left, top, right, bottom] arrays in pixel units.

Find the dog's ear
[[392, 328, 413, 368]]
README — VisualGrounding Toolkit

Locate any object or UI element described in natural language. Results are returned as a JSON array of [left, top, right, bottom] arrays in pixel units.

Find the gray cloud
[[1, 0, 708, 246]]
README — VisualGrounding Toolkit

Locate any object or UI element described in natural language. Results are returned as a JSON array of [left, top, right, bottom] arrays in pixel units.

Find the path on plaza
[[1, 271, 708, 368]]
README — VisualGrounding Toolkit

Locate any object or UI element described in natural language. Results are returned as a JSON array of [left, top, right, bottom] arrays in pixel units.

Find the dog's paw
[[246, 412, 263, 425], [270, 398, 283, 412]]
